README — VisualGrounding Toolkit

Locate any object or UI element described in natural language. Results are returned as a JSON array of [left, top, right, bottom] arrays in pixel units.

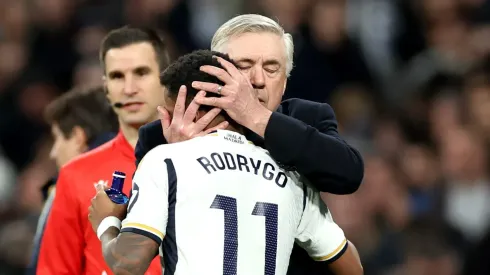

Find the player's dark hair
[[99, 26, 171, 72], [44, 86, 119, 144], [160, 50, 232, 110]]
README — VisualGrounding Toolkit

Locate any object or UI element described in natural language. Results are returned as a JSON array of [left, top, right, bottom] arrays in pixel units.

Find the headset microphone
[[113, 102, 124, 108]]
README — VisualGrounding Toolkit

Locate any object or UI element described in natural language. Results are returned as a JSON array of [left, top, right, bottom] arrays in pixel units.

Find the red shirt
[[38, 132, 162, 275]]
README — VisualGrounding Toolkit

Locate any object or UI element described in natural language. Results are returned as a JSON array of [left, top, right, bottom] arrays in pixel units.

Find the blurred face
[[104, 42, 164, 128], [440, 128, 486, 180], [360, 157, 397, 211], [49, 124, 86, 168], [467, 86, 490, 130], [400, 145, 438, 188], [310, 0, 346, 45], [220, 32, 288, 111], [429, 95, 461, 142]]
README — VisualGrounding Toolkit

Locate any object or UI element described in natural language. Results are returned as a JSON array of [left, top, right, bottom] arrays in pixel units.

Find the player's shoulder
[[139, 141, 185, 166], [140, 135, 227, 165], [60, 138, 116, 174]]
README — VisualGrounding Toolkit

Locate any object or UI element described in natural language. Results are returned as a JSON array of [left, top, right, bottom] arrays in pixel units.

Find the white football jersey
[[121, 130, 347, 275]]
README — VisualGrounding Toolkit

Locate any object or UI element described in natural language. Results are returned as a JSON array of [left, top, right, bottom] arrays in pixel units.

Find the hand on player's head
[[158, 84, 228, 144], [158, 50, 235, 143], [160, 50, 233, 111]]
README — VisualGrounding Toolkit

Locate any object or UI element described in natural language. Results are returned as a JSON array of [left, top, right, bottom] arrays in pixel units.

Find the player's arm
[[37, 169, 84, 275], [328, 240, 363, 275], [100, 152, 169, 275], [100, 229, 159, 275], [296, 186, 363, 275]]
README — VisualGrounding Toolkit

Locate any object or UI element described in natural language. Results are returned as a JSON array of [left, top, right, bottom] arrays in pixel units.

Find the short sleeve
[[121, 150, 169, 245], [295, 186, 348, 263]]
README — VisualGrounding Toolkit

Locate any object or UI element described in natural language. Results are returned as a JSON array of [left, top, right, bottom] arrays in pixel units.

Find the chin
[[121, 113, 156, 127]]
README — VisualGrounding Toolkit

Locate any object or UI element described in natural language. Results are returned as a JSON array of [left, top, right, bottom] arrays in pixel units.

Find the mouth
[[122, 102, 144, 111]]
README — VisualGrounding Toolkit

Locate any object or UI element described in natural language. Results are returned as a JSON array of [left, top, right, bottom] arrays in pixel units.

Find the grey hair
[[211, 14, 294, 77]]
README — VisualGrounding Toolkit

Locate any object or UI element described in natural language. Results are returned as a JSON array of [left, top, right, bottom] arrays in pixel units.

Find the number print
[[210, 195, 238, 275], [210, 195, 278, 275], [127, 183, 139, 213], [252, 202, 278, 275]]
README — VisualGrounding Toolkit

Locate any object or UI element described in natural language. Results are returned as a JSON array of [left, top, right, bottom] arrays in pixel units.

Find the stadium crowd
[[0, 0, 490, 274]]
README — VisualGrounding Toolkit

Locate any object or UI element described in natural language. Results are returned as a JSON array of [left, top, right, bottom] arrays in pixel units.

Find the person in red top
[[37, 26, 172, 275]]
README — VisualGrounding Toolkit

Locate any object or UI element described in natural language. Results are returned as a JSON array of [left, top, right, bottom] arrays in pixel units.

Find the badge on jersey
[[216, 129, 247, 144]]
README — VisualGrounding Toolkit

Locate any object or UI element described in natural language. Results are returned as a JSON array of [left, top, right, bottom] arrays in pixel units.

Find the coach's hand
[[191, 56, 272, 137], [158, 85, 229, 144], [88, 184, 127, 234]]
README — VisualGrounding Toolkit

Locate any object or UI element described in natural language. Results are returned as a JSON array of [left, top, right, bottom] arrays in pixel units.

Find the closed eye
[[265, 67, 279, 73], [263, 60, 281, 74], [134, 66, 151, 76], [108, 71, 124, 80], [237, 65, 251, 71]]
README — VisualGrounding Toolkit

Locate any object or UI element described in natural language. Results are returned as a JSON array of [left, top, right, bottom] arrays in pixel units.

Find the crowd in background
[[1, 0, 490, 274]]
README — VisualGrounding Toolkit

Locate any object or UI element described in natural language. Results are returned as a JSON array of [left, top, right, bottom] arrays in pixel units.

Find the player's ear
[[162, 92, 176, 115], [71, 126, 88, 150]]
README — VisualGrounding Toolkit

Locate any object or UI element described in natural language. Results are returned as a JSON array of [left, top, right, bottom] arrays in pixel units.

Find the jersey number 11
[[210, 194, 278, 275]]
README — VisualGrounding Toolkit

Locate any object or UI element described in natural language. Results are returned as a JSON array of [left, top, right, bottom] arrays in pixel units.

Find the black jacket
[[135, 98, 364, 194]]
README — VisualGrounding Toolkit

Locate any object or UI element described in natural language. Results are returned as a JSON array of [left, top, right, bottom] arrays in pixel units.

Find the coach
[[136, 14, 363, 194]]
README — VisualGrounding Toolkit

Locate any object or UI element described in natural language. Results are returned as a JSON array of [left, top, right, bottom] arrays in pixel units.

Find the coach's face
[[103, 42, 164, 127], [221, 32, 287, 111]]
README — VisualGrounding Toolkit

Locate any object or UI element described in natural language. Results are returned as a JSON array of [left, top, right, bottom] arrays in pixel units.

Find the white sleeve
[[120, 150, 169, 245], [295, 185, 347, 263]]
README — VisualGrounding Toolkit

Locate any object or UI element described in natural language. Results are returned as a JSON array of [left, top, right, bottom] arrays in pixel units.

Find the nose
[[123, 75, 138, 96], [250, 66, 265, 90]]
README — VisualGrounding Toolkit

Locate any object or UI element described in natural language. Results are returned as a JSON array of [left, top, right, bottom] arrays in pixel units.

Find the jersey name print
[[197, 151, 288, 188], [122, 129, 348, 275]]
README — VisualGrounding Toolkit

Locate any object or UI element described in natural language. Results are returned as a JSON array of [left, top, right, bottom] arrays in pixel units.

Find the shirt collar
[[114, 131, 135, 160]]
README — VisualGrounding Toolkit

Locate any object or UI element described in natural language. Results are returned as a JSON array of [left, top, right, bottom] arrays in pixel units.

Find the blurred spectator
[[393, 219, 464, 275], [439, 127, 490, 242], [399, 144, 442, 219], [284, 0, 373, 103], [72, 58, 104, 87], [26, 85, 118, 274]]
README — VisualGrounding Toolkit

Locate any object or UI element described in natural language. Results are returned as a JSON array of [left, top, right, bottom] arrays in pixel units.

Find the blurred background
[[1, 0, 490, 274]]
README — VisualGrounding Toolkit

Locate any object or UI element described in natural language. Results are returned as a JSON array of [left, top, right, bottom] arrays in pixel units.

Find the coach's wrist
[[244, 106, 272, 138]]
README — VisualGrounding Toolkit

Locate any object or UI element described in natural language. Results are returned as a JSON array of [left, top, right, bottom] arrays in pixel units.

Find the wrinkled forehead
[[220, 32, 287, 67]]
